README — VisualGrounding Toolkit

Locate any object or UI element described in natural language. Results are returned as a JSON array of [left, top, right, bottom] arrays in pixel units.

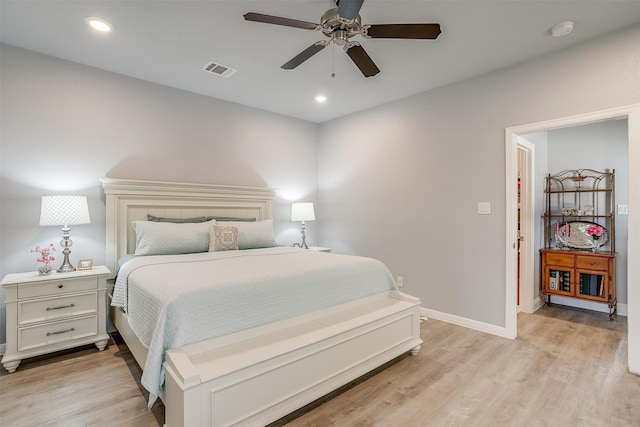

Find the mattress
[[111, 246, 398, 402]]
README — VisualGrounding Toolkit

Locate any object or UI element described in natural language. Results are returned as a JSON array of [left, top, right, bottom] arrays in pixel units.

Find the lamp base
[[57, 262, 76, 273], [57, 251, 76, 272], [57, 229, 76, 272], [300, 221, 309, 249]]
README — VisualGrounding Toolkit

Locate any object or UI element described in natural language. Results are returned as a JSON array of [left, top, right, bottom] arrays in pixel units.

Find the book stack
[[549, 270, 558, 290], [562, 271, 570, 292], [579, 273, 604, 297], [551, 270, 571, 292]]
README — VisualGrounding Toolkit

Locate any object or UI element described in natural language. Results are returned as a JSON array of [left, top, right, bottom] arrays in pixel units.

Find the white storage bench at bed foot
[[163, 290, 422, 427]]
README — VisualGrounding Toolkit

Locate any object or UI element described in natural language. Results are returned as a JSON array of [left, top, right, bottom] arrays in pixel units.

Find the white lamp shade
[[291, 202, 315, 222], [40, 196, 91, 226]]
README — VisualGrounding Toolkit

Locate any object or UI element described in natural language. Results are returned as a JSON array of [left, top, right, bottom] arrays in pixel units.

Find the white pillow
[[132, 220, 215, 256], [219, 219, 277, 249]]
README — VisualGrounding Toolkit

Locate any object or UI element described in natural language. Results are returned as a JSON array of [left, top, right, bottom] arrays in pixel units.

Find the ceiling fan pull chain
[[331, 43, 336, 78]]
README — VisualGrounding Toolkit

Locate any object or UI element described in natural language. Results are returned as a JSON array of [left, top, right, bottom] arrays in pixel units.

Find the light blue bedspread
[[111, 247, 397, 404]]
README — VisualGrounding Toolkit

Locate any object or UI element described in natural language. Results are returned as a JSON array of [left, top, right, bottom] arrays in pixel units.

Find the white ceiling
[[2, 1, 639, 123]]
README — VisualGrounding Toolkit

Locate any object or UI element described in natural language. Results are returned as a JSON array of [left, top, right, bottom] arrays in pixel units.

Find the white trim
[[628, 106, 640, 374], [517, 140, 536, 314], [420, 307, 511, 339], [504, 129, 519, 339], [505, 103, 640, 375], [547, 296, 628, 317], [533, 293, 545, 313]]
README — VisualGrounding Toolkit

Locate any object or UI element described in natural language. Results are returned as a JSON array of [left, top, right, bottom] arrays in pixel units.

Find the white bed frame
[[101, 178, 422, 427]]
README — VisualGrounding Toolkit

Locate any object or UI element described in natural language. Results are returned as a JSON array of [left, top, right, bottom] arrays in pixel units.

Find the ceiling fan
[[244, 0, 441, 77]]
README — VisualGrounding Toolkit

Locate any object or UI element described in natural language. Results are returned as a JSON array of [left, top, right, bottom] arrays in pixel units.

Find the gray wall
[[1, 24, 639, 347], [0, 44, 319, 344], [317, 24, 640, 327]]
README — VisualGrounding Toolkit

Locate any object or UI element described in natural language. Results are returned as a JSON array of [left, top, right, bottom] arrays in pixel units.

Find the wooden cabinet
[[541, 249, 616, 318], [1, 266, 111, 373]]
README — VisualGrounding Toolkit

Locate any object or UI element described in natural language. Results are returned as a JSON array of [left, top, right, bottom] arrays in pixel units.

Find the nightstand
[[309, 246, 332, 253], [1, 265, 111, 373]]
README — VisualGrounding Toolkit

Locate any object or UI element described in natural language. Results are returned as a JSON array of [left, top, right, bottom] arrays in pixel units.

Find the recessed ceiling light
[[86, 17, 114, 33], [315, 95, 328, 103], [551, 21, 574, 37]]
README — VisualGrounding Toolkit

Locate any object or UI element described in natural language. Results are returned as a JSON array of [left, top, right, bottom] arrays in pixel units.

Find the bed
[[101, 178, 422, 427]]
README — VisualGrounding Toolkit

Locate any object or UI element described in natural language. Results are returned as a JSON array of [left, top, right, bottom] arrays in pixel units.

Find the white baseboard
[[421, 298, 627, 340], [0, 343, 5, 356], [619, 303, 629, 316], [547, 295, 628, 316], [420, 307, 511, 339]]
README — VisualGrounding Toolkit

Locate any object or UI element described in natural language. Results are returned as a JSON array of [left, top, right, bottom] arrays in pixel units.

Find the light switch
[[478, 202, 491, 215]]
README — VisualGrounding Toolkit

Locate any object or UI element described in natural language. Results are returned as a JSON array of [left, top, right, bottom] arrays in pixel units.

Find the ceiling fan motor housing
[[321, 8, 361, 39]]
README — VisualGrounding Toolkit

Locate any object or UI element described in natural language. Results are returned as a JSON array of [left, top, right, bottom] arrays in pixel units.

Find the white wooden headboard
[[100, 178, 275, 277]]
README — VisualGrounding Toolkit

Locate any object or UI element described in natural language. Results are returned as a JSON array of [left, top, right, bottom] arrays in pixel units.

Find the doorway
[[505, 104, 640, 375]]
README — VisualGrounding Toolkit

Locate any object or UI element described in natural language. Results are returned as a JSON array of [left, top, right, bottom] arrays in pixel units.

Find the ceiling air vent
[[201, 61, 237, 78]]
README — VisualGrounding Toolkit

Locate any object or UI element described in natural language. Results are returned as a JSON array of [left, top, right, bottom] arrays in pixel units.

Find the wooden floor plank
[[1, 306, 637, 426]]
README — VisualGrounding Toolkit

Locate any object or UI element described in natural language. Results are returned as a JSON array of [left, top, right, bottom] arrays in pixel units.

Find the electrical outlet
[[397, 276, 404, 287], [617, 204, 628, 215]]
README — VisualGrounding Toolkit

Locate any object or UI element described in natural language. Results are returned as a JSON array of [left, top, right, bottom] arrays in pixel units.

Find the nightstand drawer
[[18, 292, 98, 326], [18, 315, 98, 352], [576, 256, 608, 271], [17, 277, 97, 299]]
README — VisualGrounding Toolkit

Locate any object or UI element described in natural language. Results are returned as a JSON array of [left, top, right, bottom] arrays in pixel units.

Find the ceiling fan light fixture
[[333, 29, 349, 46], [551, 21, 574, 37], [86, 17, 114, 33]]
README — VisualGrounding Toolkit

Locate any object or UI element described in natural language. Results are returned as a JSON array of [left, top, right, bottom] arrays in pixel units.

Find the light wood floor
[[1, 306, 638, 426]]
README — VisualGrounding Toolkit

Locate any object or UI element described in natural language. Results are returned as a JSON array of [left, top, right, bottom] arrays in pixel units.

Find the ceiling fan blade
[[337, 0, 365, 21], [281, 42, 327, 70], [364, 23, 441, 39], [345, 44, 380, 77], [243, 12, 318, 30]]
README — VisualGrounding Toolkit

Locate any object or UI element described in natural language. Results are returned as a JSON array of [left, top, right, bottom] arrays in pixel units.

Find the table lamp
[[291, 202, 315, 249], [39, 196, 91, 272]]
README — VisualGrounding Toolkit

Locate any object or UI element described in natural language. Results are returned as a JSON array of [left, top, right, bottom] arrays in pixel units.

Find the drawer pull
[[46, 327, 75, 336], [46, 303, 75, 311], [58, 284, 64, 289]]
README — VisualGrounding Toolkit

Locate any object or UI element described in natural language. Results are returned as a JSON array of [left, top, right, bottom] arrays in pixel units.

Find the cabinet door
[[576, 269, 608, 302], [544, 267, 573, 296]]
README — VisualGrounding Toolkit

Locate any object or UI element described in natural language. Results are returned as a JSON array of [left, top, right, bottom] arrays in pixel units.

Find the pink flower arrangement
[[587, 225, 605, 240], [31, 244, 56, 265]]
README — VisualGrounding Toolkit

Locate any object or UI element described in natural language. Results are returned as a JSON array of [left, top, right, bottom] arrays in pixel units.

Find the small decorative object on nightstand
[[77, 258, 93, 270], [1, 265, 111, 373], [291, 202, 315, 249], [31, 243, 56, 275]]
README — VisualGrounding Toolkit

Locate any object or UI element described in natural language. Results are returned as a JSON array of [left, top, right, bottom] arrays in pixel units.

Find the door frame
[[516, 138, 535, 313], [505, 104, 640, 375]]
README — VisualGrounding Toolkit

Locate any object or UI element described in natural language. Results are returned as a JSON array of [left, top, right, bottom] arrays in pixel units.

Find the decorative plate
[[555, 221, 608, 250]]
